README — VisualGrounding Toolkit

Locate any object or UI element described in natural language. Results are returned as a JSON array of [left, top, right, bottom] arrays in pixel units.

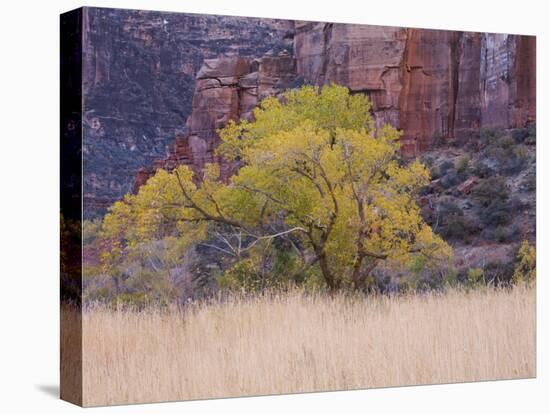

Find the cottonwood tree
[[101, 84, 452, 292]]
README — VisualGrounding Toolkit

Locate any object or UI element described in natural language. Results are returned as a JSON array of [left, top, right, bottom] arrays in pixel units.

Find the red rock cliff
[[294, 23, 535, 156], [134, 52, 297, 187], [135, 21, 535, 191]]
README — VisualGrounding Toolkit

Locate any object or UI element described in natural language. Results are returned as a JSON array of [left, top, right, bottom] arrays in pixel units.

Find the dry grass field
[[72, 285, 535, 406]]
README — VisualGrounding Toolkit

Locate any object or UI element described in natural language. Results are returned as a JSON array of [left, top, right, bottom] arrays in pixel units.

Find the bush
[[440, 169, 460, 189], [218, 244, 303, 293], [466, 268, 484, 288], [483, 260, 514, 285], [83, 219, 102, 245], [479, 128, 529, 176], [479, 127, 500, 146], [441, 215, 474, 241], [456, 155, 470, 174], [493, 225, 521, 243], [507, 156, 527, 175], [511, 126, 536, 145], [472, 159, 494, 179], [440, 160, 455, 175], [521, 172, 536, 192], [498, 135, 516, 150], [435, 199, 477, 242], [511, 128, 529, 144], [525, 125, 536, 145], [471, 177, 509, 207], [512, 240, 536, 284], [421, 155, 434, 169], [481, 199, 512, 226], [472, 178, 516, 226]]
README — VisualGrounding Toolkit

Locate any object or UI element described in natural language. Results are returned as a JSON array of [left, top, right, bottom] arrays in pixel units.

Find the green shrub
[[471, 177, 509, 207], [467, 267, 484, 288], [456, 155, 470, 174], [481, 199, 512, 226], [480, 127, 500, 146], [83, 219, 102, 245], [441, 215, 473, 241], [494, 225, 513, 243], [435, 199, 476, 242], [512, 240, 536, 284], [498, 135, 516, 150]]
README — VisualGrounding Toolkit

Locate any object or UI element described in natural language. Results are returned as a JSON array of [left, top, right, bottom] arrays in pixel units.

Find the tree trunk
[[318, 251, 337, 292], [352, 259, 378, 292]]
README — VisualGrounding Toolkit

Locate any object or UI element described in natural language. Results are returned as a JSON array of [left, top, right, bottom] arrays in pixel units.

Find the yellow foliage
[[513, 240, 536, 284], [99, 84, 452, 291]]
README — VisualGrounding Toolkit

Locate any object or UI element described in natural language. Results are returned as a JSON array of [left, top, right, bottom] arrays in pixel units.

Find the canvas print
[[60, 7, 536, 407]]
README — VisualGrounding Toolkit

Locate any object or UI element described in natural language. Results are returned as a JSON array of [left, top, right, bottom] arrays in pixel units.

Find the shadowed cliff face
[[80, 8, 535, 218], [81, 8, 294, 217]]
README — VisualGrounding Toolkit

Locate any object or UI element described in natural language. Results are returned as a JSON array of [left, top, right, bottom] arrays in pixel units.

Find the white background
[[0, 0, 547, 412]]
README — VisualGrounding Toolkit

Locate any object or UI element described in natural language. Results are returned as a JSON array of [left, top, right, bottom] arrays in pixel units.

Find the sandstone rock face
[[480, 34, 536, 129], [294, 22, 407, 131], [138, 53, 297, 183], [294, 23, 536, 156], [80, 8, 535, 217], [81, 8, 293, 217]]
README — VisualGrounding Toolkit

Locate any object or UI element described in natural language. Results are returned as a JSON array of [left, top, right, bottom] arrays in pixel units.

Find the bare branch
[[199, 243, 236, 257], [174, 169, 245, 229], [240, 227, 307, 252]]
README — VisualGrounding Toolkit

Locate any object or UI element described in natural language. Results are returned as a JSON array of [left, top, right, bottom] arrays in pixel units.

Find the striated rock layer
[[81, 8, 294, 217], [134, 53, 297, 186], [294, 23, 536, 156], [79, 8, 535, 217]]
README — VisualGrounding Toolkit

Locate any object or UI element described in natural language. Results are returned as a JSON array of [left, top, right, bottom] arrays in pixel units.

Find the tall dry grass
[[78, 285, 535, 406]]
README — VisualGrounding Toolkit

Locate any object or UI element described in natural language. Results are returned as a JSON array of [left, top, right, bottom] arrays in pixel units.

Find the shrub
[[498, 135, 516, 151], [483, 260, 515, 285], [430, 160, 454, 181], [493, 225, 519, 243], [441, 215, 474, 241], [435, 199, 476, 242], [479, 129, 528, 176], [440, 169, 460, 189], [471, 177, 509, 207], [511, 126, 536, 145], [466, 268, 484, 288], [512, 240, 536, 284], [421, 155, 434, 168], [521, 172, 536, 192], [440, 160, 455, 175], [83, 219, 102, 245], [472, 160, 494, 179], [481, 199, 512, 226], [456, 155, 470, 174], [511, 128, 529, 144], [525, 125, 536, 145], [454, 155, 471, 181], [479, 127, 500, 146]]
